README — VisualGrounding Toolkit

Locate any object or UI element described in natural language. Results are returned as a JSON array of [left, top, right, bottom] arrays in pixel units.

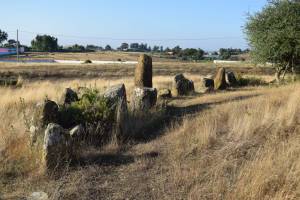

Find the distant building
[[0, 47, 24, 56]]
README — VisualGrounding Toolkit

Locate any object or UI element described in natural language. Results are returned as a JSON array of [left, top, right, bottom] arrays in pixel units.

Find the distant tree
[[219, 48, 232, 60], [105, 45, 112, 51], [165, 47, 171, 52], [160, 46, 164, 52], [3, 39, 19, 48], [181, 48, 204, 60], [86, 44, 102, 51], [172, 46, 182, 55], [31, 35, 58, 52], [67, 44, 85, 52], [245, 0, 300, 81], [0, 29, 8, 45], [120, 43, 129, 51], [152, 45, 160, 52], [130, 43, 139, 49]]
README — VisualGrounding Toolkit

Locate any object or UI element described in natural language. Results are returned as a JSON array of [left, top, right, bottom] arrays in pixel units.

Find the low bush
[[83, 59, 92, 64], [59, 88, 115, 144], [236, 75, 267, 87]]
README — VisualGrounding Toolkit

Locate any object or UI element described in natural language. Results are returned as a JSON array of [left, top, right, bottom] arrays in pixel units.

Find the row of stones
[[41, 54, 237, 172]]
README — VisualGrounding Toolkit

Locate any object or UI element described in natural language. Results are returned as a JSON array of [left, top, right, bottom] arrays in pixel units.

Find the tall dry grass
[[160, 84, 300, 199], [1, 75, 299, 199]]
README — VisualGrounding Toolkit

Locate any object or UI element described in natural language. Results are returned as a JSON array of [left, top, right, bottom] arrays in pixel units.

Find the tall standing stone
[[214, 68, 228, 90], [104, 84, 128, 137], [134, 54, 153, 88]]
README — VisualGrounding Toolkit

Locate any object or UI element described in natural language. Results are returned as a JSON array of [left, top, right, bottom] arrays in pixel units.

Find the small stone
[[28, 191, 48, 200], [226, 71, 238, 86], [203, 78, 214, 88], [61, 88, 79, 105], [172, 74, 195, 96], [158, 89, 172, 99], [42, 100, 59, 126], [70, 124, 85, 140]]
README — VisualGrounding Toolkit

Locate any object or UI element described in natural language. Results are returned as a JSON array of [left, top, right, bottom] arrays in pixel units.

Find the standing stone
[[132, 87, 157, 111], [226, 71, 238, 87], [172, 74, 195, 96], [103, 84, 127, 112], [214, 68, 227, 90], [43, 123, 72, 171], [134, 54, 153, 88], [202, 78, 215, 93], [61, 88, 79, 105], [42, 100, 59, 126], [104, 84, 128, 137]]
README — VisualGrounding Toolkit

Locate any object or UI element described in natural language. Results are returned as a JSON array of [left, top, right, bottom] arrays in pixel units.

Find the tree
[[152, 45, 160, 52], [245, 0, 300, 81], [181, 48, 204, 61], [0, 29, 8, 45], [119, 43, 129, 51], [105, 45, 112, 51], [130, 43, 139, 50], [172, 46, 182, 55], [31, 35, 58, 52], [67, 44, 85, 52], [3, 39, 19, 48]]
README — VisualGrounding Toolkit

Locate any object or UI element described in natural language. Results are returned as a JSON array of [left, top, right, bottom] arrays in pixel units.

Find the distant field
[[2, 51, 180, 62], [0, 51, 275, 80]]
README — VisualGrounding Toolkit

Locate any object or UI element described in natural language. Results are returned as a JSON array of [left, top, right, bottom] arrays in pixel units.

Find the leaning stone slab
[[132, 87, 157, 111], [43, 123, 72, 171], [104, 84, 128, 136]]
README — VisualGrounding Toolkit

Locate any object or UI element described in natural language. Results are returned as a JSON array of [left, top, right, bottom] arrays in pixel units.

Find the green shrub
[[59, 88, 115, 128]]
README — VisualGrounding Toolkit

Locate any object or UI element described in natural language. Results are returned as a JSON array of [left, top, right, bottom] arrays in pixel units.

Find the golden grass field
[[0, 54, 299, 199]]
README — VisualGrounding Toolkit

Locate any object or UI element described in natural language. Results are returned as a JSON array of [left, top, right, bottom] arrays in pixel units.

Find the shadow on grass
[[131, 93, 262, 143]]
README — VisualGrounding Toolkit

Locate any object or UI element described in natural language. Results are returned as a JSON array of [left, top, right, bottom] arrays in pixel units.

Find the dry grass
[[0, 73, 299, 199]]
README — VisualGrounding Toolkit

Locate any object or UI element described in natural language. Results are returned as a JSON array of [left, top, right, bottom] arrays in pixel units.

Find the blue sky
[[1, 0, 267, 51]]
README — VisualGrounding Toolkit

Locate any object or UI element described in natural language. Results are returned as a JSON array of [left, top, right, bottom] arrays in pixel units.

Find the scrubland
[[0, 64, 299, 199]]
